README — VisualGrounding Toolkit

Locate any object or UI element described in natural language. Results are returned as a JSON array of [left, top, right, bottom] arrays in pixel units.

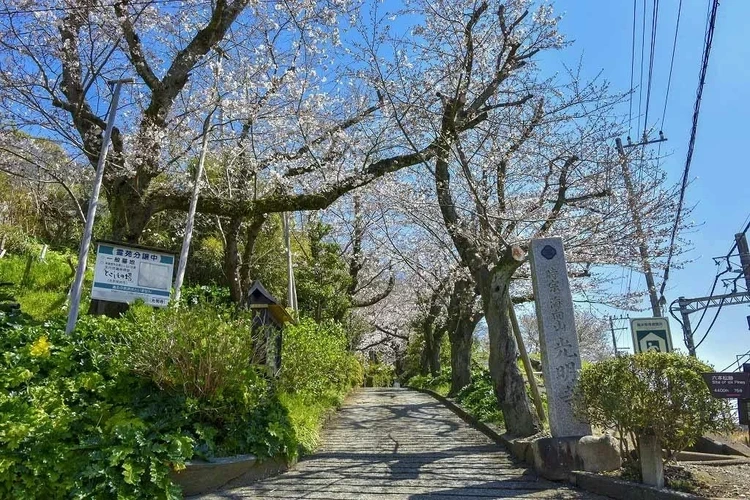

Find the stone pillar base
[[528, 434, 622, 481]]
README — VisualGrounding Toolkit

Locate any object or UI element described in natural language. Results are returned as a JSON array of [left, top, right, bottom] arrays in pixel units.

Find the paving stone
[[195, 388, 606, 499]]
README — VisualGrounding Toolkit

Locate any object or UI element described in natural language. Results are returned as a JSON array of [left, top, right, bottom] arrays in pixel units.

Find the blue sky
[[548, 0, 750, 370]]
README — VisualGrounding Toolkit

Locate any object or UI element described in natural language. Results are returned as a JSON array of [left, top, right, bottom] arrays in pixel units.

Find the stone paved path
[[198, 388, 606, 499]]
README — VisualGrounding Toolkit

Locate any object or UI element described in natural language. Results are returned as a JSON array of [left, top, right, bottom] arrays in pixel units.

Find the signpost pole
[[65, 79, 132, 334], [173, 110, 213, 303]]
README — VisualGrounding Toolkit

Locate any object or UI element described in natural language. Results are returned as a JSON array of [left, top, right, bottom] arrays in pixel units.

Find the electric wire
[[694, 295, 725, 350], [643, 0, 660, 137], [690, 219, 750, 350], [668, 217, 749, 352], [660, 0, 683, 131], [658, 0, 720, 304], [629, 0, 638, 136], [721, 350, 750, 372], [637, 0, 647, 137], [0, 0, 194, 16]]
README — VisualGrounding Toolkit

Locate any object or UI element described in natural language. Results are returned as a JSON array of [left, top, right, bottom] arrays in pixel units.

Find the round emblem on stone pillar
[[541, 245, 557, 260]]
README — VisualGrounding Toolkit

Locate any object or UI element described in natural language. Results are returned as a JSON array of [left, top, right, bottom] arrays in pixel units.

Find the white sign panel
[[91, 243, 174, 307], [630, 317, 673, 354]]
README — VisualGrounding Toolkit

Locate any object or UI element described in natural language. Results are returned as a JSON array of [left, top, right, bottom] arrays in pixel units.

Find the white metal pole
[[173, 111, 213, 303], [283, 211, 298, 314], [65, 79, 131, 334]]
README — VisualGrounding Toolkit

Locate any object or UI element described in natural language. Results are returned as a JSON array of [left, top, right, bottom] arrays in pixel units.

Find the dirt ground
[[675, 462, 750, 499]]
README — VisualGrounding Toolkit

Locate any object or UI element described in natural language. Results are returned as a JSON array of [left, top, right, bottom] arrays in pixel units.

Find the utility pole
[[66, 79, 132, 334], [609, 315, 630, 356], [283, 212, 298, 314], [678, 296, 696, 357], [173, 109, 214, 303], [615, 136, 667, 318]]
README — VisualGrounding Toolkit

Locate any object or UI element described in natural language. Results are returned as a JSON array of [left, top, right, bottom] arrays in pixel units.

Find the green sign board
[[630, 317, 673, 354]]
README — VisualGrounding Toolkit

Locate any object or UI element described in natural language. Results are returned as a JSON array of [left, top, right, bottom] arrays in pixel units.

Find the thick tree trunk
[[447, 278, 477, 396], [449, 325, 473, 396], [478, 265, 542, 437], [107, 187, 154, 243], [223, 216, 244, 303], [419, 345, 430, 376], [428, 330, 444, 377], [238, 213, 267, 293]]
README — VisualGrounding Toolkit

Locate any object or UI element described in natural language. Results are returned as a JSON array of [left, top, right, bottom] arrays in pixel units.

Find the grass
[[0, 250, 91, 321], [280, 390, 348, 455]]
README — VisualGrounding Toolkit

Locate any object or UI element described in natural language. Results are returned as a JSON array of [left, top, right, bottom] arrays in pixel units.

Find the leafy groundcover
[[0, 307, 361, 499]]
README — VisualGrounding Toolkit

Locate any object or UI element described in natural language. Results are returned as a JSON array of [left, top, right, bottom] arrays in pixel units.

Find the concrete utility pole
[[609, 316, 618, 354], [66, 79, 132, 335], [615, 137, 666, 318]]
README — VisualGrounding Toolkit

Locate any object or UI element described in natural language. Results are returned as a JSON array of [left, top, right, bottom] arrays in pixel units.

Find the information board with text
[[91, 243, 174, 307]]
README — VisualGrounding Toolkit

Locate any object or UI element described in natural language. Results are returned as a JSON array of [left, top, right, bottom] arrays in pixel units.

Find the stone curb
[[408, 387, 707, 500], [570, 472, 708, 500], [178, 388, 359, 497], [175, 455, 294, 497]]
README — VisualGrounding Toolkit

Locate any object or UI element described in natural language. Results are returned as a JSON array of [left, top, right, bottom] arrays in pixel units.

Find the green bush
[[120, 302, 258, 400], [0, 313, 192, 499], [0, 224, 37, 255], [363, 362, 395, 387], [1, 299, 361, 497], [279, 317, 363, 399], [0, 250, 89, 320], [455, 368, 505, 426], [574, 352, 733, 462], [0, 308, 299, 498], [406, 367, 451, 395]]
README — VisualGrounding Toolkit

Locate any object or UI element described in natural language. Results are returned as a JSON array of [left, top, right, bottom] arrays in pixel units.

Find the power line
[[643, 0, 660, 136], [0, 0, 193, 16], [693, 295, 725, 350], [657, 0, 720, 303], [722, 350, 750, 372], [628, 0, 638, 136], [660, 0, 683, 131], [637, 0, 647, 136]]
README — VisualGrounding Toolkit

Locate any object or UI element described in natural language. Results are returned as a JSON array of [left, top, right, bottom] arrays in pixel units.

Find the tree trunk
[[107, 187, 153, 243], [223, 216, 244, 303], [238, 213, 267, 293], [478, 265, 542, 437], [419, 344, 430, 376], [428, 330, 444, 377], [447, 278, 477, 396], [449, 324, 473, 396]]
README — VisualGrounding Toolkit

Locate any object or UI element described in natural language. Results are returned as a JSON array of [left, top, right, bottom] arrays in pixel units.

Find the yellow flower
[[30, 335, 51, 358]]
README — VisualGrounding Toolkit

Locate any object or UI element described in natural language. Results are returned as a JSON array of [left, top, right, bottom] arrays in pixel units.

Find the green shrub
[[363, 362, 395, 387], [1, 301, 360, 497], [120, 302, 258, 400], [0, 224, 37, 255], [0, 313, 192, 499], [406, 367, 451, 395], [574, 352, 733, 462], [455, 368, 505, 426], [0, 250, 90, 321], [279, 317, 362, 399], [178, 284, 232, 306]]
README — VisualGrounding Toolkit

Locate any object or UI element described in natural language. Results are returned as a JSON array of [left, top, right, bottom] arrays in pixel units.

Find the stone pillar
[[529, 237, 591, 438], [639, 434, 665, 488]]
